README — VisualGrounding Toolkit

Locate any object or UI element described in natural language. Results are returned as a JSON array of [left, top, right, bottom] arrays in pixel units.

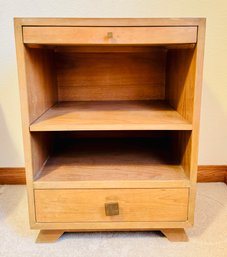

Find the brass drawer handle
[[105, 202, 119, 216], [107, 32, 113, 39]]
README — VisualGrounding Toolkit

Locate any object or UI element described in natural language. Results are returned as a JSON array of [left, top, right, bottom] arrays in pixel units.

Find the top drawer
[[23, 26, 197, 45]]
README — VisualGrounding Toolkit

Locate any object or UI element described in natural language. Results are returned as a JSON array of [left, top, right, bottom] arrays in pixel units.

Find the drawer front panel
[[23, 26, 197, 45], [35, 188, 189, 223]]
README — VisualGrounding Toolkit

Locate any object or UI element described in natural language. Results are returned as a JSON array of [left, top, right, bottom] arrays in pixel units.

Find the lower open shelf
[[34, 138, 189, 189]]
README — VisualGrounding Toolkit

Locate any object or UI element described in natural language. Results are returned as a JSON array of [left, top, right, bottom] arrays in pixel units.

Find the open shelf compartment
[[33, 131, 191, 189], [25, 45, 196, 131]]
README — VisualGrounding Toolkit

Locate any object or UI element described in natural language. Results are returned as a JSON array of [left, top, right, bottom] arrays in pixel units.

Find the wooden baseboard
[[197, 165, 227, 183], [0, 166, 226, 185], [0, 168, 26, 184]]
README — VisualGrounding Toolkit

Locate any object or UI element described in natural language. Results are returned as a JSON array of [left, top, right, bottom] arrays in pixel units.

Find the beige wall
[[0, 0, 226, 166]]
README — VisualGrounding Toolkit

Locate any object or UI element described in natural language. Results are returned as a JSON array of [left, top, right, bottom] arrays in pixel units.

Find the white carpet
[[0, 183, 227, 257]]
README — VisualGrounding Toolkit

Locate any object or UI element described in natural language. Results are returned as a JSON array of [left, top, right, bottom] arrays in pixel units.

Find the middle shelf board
[[34, 138, 190, 189], [30, 100, 192, 131]]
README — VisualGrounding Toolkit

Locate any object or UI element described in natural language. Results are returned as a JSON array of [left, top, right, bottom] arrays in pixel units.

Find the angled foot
[[36, 230, 64, 243], [161, 229, 188, 242]]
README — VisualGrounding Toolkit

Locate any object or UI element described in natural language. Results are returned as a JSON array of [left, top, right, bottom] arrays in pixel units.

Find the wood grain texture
[[187, 19, 206, 225], [56, 50, 166, 101], [161, 228, 188, 242], [14, 19, 37, 227], [35, 188, 189, 223], [197, 165, 227, 182], [23, 26, 197, 45], [25, 48, 57, 123], [34, 137, 189, 189], [0, 168, 26, 184], [163, 20, 205, 226], [32, 220, 191, 230], [189, 19, 206, 182], [166, 48, 196, 123], [30, 133, 53, 179], [14, 19, 57, 228], [54, 45, 196, 53], [32, 221, 191, 230], [34, 166, 189, 189], [170, 131, 192, 178], [15, 17, 205, 27], [2, 165, 225, 185], [35, 228, 189, 242], [30, 101, 192, 131], [36, 230, 64, 243]]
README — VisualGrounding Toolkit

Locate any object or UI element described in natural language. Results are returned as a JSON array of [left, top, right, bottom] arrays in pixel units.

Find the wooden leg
[[36, 230, 64, 243], [160, 229, 188, 242], [35, 229, 188, 243]]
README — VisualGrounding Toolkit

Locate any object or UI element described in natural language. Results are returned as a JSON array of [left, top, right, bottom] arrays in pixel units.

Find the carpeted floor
[[0, 183, 227, 257]]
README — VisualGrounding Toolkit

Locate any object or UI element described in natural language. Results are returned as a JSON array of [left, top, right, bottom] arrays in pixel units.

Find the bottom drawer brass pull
[[105, 202, 119, 216]]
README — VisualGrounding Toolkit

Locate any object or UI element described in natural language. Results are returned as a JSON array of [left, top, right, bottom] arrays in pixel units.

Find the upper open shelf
[[26, 45, 196, 129], [30, 100, 192, 131]]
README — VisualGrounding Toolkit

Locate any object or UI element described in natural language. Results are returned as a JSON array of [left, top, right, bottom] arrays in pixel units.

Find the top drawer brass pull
[[107, 32, 113, 38], [105, 202, 119, 216]]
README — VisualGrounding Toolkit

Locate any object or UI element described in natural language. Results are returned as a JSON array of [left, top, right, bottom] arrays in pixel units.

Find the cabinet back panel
[[56, 50, 166, 101]]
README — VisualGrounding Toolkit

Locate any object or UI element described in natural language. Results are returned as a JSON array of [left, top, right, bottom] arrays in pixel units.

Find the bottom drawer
[[35, 188, 189, 223]]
